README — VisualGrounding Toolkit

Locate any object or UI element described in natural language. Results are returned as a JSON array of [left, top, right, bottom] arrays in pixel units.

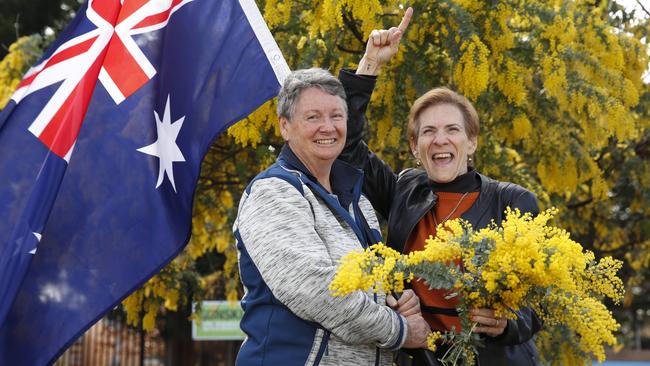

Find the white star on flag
[[137, 95, 186, 192], [29, 232, 42, 255]]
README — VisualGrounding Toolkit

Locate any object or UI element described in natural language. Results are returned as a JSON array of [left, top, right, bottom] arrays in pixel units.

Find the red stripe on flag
[[117, 0, 149, 24], [133, 0, 183, 29], [102, 34, 150, 99], [91, 0, 122, 24], [38, 49, 107, 158], [18, 36, 98, 89]]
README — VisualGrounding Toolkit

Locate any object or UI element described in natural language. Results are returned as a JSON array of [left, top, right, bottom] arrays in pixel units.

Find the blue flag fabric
[[0, 0, 289, 364]]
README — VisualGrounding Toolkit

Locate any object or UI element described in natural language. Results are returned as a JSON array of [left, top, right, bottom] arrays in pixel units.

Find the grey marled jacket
[[234, 145, 406, 366]]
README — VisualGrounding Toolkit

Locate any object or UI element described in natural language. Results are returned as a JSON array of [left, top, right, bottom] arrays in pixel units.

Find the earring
[[468, 156, 473, 165], [413, 151, 421, 166]]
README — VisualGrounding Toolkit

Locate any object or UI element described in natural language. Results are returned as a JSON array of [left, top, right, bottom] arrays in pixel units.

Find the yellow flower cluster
[[511, 114, 532, 141], [536, 156, 579, 193], [227, 100, 278, 148], [406, 231, 463, 267], [263, 0, 292, 29], [0, 35, 42, 108], [330, 208, 624, 365], [294, 0, 383, 39], [540, 53, 568, 104], [329, 243, 409, 296], [483, 5, 515, 55], [426, 331, 443, 352], [495, 60, 528, 108], [453, 35, 490, 100], [122, 260, 186, 331], [329, 248, 377, 296], [555, 296, 619, 362], [536, 328, 588, 366]]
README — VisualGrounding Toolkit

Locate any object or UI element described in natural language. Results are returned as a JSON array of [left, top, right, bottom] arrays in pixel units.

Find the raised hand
[[357, 7, 413, 76]]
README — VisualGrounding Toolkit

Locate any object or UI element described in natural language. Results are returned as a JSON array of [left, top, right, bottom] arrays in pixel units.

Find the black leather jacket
[[338, 69, 543, 366]]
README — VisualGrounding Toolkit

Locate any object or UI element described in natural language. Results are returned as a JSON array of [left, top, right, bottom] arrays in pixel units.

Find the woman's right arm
[[338, 7, 413, 219], [338, 70, 397, 219]]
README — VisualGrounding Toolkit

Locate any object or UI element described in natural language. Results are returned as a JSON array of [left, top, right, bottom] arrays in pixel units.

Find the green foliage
[[0, 0, 82, 57], [410, 262, 460, 291]]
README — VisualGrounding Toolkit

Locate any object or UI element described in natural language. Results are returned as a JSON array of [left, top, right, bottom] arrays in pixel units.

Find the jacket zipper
[[313, 329, 330, 365], [375, 347, 380, 366]]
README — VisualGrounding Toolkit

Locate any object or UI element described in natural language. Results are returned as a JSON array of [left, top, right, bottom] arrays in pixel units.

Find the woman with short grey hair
[[234, 65, 430, 366], [276, 68, 348, 121]]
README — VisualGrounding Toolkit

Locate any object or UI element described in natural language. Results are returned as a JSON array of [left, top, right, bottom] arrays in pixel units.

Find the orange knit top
[[404, 191, 479, 332]]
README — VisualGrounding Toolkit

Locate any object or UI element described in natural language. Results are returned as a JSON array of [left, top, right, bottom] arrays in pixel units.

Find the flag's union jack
[[13, 0, 192, 160]]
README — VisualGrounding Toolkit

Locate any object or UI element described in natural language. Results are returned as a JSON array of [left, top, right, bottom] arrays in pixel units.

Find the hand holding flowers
[[469, 308, 507, 338], [329, 208, 624, 366], [386, 289, 421, 317], [387, 289, 431, 349]]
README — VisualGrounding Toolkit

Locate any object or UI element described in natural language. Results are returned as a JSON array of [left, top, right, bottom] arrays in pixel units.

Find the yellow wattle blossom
[[426, 331, 443, 352], [296, 36, 308, 50], [541, 53, 568, 102], [541, 15, 577, 51], [329, 244, 397, 296], [536, 156, 579, 194], [606, 100, 637, 141], [228, 100, 277, 147], [495, 60, 528, 107], [0, 35, 42, 109], [483, 6, 515, 55], [453, 35, 490, 100], [330, 208, 624, 365], [263, 0, 292, 29]]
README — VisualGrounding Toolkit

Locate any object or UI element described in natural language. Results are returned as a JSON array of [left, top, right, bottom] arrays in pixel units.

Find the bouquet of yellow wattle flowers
[[329, 208, 624, 366]]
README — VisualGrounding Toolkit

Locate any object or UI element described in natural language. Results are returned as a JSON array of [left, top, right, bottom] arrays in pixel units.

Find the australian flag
[[0, 0, 289, 364]]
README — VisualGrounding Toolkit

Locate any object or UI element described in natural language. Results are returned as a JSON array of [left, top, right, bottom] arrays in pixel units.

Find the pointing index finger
[[398, 7, 413, 33]]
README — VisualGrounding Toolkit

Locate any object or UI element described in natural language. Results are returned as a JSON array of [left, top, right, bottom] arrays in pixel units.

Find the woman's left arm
[[509, 187, 540, 216]]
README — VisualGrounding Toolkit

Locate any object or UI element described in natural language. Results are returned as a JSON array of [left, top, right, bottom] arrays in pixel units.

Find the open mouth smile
[[431, 152, 454, 164]]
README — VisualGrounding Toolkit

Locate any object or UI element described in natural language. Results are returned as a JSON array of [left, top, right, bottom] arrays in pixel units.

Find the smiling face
[[410, 103, 477, 183], [280, 87, 347, 175]]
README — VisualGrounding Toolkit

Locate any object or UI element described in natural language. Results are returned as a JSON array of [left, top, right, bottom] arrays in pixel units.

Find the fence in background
[[53, 315, 165, 366]]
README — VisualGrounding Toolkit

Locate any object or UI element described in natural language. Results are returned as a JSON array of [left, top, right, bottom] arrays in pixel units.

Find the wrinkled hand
[[357, 7, 412, 75], [470, 308, 507, 337], [403, 313, 430, 349], [386, 289, 421, 317], [388, 290, 429, 348]]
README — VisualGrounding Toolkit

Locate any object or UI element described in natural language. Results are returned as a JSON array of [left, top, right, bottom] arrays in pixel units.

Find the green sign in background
[[192, 301, 245, 340]]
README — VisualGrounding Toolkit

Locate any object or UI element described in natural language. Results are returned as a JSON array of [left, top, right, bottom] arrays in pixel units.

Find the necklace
[[433, 192, 470, 227]]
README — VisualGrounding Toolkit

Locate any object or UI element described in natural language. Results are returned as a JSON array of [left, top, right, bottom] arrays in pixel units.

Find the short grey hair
[[277, 68, 347, 120]]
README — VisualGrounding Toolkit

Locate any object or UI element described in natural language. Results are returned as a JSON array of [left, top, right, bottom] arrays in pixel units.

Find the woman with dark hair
[[338, 8, 542, 365]]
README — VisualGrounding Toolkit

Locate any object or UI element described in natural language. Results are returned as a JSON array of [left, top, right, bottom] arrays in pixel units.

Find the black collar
[[429, 168, 481, 193]]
